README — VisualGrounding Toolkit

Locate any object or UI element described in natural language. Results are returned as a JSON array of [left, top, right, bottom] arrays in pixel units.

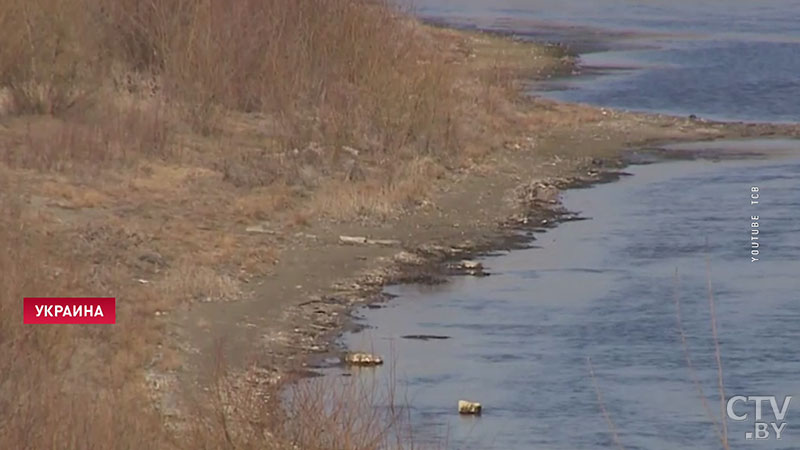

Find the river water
[[410, 0, 800, 123], [328, 2, 800, 449]]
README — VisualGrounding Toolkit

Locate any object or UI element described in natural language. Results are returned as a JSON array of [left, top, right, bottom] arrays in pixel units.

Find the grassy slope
[[0, 1, 582, 448]]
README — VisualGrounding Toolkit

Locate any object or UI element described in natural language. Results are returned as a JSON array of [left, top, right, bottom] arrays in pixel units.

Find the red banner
[[23, 298, 116, 324]]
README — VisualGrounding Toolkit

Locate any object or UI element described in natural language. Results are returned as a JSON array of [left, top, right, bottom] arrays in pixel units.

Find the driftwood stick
[[338, 235, 401, 246]]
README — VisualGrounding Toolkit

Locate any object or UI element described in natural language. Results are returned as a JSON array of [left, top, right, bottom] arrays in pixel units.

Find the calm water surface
[[405, 0, 800, 122], [327, 2, 800, 449]]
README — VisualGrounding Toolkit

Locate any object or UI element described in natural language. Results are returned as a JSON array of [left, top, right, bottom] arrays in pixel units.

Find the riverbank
[[166, 26, 800, 415], [2, 2, 800, 447]]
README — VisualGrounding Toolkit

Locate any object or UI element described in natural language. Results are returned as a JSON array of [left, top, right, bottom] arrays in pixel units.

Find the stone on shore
[[344, 352, 384, 366], [458, 260, 486, 276], [461, 260, 482, 270]]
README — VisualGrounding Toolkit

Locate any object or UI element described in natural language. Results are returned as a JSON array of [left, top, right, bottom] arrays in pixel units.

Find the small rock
[[393, 251, 424, 265], [458, 400, 482, 415], [458, 260, 486, 276], [246, 224, 276, 234], [461, 260, 482, 270], [341, 145, 360, 157], [344, 352, 383, 366]]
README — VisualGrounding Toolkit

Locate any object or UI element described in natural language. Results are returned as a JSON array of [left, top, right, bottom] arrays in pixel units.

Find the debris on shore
[[343, 352, 384, 366], [339, 235, 402, 247], [401, 334, 451, 341], [458, 400, 482, 415], [450, 259, 487, 277]]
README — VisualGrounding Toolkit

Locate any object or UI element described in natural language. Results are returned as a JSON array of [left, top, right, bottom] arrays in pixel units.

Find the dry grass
[[0, 0, 569, 448], [0, 187, 424, 448], [157, 262, 241, 304], [0, 0, 459, 154], [1, 102, 171, 172], [179, 349, 426, 450], [306, 156, 446, 221], [0, 188, 172, 449]]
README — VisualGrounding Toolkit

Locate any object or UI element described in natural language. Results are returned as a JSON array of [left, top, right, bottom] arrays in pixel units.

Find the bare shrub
[[0, 0, 101, 114], [306, 156, 444, 221], [285, 372, 417, 450], [182, 347, 425, 450], [0, 0, 460, 155]]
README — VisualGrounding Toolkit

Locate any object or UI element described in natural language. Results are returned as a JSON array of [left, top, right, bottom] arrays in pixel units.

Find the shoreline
[[167, 26, 800, 392], [272, 31, 798, 363], [4, 2, 799, 446], [160, 124, 800, 429], [296, 130, 800, 369], [321, 137, 800, 450], [164, 79, 800, 420], [22, 5, 800, 425]]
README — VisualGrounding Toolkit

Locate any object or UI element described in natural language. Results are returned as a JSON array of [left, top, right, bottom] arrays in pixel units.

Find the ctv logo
[[23, 297, 116, 324], [727, 395, 792, 440]]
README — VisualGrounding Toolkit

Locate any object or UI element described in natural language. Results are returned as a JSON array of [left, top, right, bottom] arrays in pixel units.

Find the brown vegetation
[[0, 0, 576, 448], [180, 351, 422, 450]]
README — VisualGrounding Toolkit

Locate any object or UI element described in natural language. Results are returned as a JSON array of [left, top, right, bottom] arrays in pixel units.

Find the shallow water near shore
[[407, 0, 800, 122], [336, 143, 800, 449]]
